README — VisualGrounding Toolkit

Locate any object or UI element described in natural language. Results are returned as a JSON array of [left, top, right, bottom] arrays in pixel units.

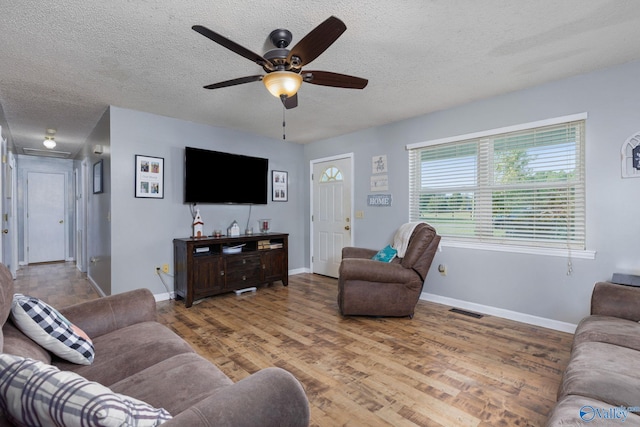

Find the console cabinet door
[[192, 256, 224, 298], [262, 249, 286, 283]]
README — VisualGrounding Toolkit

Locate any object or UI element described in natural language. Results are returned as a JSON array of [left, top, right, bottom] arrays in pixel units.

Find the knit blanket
[[392, 222, 423, 258]]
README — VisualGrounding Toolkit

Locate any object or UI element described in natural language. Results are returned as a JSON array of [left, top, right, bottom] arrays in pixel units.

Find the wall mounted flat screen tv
[[184, 147, 269, 204]]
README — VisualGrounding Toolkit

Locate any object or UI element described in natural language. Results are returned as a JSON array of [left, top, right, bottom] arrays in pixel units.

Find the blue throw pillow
[[371, 245, 397, 262]]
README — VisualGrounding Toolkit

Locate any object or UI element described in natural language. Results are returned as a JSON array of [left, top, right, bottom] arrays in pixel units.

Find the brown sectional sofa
[[546, 282, 640, 425], [0, 264, 309, 426]]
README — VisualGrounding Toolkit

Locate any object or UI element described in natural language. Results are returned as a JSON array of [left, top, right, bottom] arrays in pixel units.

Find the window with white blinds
[[408, 116, 586, 250]]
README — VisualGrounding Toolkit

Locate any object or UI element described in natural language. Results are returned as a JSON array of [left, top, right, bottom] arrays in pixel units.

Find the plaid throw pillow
[[11, 294, 95, 365], [0, 354, 172, 426]]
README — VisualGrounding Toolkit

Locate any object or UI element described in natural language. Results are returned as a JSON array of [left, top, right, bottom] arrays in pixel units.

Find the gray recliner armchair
[[337, 223, 440, 318]]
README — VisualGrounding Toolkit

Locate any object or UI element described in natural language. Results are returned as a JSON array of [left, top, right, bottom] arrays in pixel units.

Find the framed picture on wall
[[272, 170, 288, 202], [135, 155, 164, 199], [93, 160, 103, 194]]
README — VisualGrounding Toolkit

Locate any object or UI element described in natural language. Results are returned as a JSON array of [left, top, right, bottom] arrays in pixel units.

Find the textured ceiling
[[2, 1, 640, 158]]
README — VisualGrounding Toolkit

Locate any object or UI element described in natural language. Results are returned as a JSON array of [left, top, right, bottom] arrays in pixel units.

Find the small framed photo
[[93, 160, 103, 194], [272, 170, 288, 202], [135, 155, 164, 199]]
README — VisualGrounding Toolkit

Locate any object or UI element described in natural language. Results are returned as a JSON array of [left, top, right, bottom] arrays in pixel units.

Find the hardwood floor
[[13, 262, 573, 426]]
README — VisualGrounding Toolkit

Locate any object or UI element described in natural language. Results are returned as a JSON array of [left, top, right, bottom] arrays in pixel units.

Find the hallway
[[12, 262, 99, 308]]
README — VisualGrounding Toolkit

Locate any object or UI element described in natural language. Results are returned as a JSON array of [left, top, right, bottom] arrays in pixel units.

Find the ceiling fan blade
[[282, 93, 298, 109], [193, 25, 274, 70], [286, 16, 346, 68], [203, 75, 263, 90], [302, 71, 368, 89]]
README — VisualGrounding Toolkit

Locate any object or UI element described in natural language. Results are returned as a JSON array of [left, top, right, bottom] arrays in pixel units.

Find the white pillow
[[10, 293, 95, 365], [0, 354, 172, 426]]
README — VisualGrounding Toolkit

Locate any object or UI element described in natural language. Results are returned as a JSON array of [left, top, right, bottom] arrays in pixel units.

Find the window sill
[[440, 239, 596, 260]]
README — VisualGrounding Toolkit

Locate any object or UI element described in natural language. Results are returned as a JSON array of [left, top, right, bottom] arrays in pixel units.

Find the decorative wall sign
[[370, 175, 388, 191], [367, 194, 392, 207], [135, 155, 164, 198], [621, 131, 640, 178], [272, 170, 288, 201], [93, 160, 103, 194], [372, 155, 388, 174]]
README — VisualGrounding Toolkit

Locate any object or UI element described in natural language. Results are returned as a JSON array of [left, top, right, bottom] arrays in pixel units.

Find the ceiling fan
[[192, 16, 368, 109]]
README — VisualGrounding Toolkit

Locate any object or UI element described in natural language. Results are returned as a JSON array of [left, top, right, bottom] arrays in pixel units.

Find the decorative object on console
[[135, 155, 164, 199], [192, 209, 204, 238], [259, 219, 271, 233], [227, 220, 240, 237]]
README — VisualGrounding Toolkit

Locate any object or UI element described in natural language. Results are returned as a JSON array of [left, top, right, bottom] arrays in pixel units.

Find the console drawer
[[225, 254, 261, 287]]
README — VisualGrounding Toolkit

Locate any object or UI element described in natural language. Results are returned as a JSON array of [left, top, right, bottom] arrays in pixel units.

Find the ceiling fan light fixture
[[263, 71, 302, 99], [43, 137, 56, 149]]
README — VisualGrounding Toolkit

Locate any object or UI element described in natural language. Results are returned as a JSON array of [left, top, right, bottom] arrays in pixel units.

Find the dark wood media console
[[173, 233, 288, 308]]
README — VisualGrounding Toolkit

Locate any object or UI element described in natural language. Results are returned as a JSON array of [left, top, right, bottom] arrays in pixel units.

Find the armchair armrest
[[58, 288, 157, 338], [165, 367, 310, 427], [342, 246, 378, 260], [339, 258, 417, 283], [591, 282, 640, 321]]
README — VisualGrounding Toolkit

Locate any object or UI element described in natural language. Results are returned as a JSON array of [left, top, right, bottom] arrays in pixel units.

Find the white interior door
[[3, 153, 18, 277], [27, 172, 66, 263], [312, 156, 353, 277]]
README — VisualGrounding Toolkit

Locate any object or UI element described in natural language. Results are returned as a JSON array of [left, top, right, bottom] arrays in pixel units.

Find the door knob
[[2, 229, 7, 234], [59, 220, 64, 224], [344, 225, 350, 231]]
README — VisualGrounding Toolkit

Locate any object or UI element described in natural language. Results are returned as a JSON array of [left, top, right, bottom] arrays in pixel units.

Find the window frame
[[406, 113, 595, 259]]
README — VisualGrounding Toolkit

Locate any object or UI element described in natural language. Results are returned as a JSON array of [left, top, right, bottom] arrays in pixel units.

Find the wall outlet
[[162, 264, 169, 274], [438, 264, 447, 276]]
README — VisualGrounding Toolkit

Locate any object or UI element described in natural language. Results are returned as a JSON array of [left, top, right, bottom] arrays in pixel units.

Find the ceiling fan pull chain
[[282, 104, 286, 140]]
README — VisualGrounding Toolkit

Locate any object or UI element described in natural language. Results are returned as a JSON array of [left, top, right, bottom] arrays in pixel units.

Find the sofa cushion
[[110, 352, 234, 415], [546, 395, 640, 426], [1, 321, 52, 364], [0, 354, 171, 427], [54, 321, 196, 387], [10, 294, 94, 365], [558, 341, 640, 407], [573, 315, 640, 351]]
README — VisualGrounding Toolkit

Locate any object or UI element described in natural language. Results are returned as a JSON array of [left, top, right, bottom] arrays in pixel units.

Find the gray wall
[[304, 59, 640, 325], [109, 107, 305, 296], [82, 108, 111, 294]]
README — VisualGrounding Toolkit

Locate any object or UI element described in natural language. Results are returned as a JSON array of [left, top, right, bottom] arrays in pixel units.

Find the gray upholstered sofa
[[0, 264, 309, 426], [546, 282, 640, 425]]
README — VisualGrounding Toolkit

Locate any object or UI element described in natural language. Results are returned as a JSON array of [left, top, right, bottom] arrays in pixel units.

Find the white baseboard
[[86, 275, 106, 298], [420, 292, 577, 334], [153, 292, 174, 302], [289, 267, 310, 275]]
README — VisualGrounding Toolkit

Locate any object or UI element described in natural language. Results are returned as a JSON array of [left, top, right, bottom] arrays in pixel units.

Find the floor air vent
[[449, 308, 484, 319]]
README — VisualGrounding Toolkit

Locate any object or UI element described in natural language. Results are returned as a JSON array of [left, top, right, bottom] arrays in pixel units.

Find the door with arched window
[[311, 156, 352, 277]]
